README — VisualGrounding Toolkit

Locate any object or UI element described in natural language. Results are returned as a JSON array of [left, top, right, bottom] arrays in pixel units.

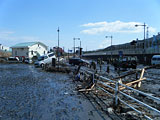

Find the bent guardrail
[[80, 68, 160, 120]]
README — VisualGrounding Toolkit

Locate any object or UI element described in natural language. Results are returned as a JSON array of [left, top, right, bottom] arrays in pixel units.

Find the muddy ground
[[1, 62, 159, 120], [0, 63, 111, 120]]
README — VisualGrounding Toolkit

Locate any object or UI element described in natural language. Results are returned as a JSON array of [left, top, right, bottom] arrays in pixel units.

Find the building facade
[[53, 46, 64, 56], [11, 42, 48, 60], [83, 33, 160, 64], [93, 33, 160, 56]]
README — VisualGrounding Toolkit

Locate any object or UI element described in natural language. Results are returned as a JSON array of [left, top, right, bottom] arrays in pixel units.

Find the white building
[[11, 42, 48, 60], [0, 44, 10, 51]]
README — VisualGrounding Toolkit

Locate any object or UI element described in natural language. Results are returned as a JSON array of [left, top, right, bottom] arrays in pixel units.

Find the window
[[44, 56, 48, 59], [31, 50, 33, 55], [48, 53, 54, 57], [38, 56, 44, 61], [152, 58, 157, 60], [15, 51, 17, 55]]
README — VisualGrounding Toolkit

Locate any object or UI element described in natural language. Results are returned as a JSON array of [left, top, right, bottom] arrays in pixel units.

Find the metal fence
[[81, 68, 160, 120]]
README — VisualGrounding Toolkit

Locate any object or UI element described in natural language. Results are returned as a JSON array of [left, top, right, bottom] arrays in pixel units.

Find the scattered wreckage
[[73, 64, 160, 120], [37, 57, 160, 120]]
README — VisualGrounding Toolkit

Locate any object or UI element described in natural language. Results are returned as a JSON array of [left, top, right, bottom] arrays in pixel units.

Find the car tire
[[41, 63, 44, 68]]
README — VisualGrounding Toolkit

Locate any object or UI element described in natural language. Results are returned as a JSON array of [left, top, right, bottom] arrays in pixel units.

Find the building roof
[[11, 42, 47, 49]]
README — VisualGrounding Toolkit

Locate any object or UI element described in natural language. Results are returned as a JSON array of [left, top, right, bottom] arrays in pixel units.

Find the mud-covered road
[[0, 64, 110, 120]]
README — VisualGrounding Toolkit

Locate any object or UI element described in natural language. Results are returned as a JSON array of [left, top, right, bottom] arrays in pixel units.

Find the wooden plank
[[78, 84, 95, 92], [119, 78, 146, 90]]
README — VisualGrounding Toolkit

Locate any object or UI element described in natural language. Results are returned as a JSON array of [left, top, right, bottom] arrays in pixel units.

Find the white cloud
[[82, 21, 107, 27], [0, 31, 15, 37], [81, 21, 156, 34]]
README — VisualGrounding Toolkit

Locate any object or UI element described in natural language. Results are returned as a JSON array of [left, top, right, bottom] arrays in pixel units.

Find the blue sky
[[0, 0, 160, 51]]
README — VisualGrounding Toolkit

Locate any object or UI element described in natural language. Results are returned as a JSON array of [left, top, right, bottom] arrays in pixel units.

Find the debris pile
[[38, 58, 160, 119], [42, 60, 72, 73], [73, 64, 160, 120]]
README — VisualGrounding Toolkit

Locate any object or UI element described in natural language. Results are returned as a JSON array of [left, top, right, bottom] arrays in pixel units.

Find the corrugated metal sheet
[[11, 42, 37, 48], [11, 42, 47, 49]]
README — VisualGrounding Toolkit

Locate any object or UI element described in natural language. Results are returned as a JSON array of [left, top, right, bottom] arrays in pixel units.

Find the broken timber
[[78, 84, 95, 92], [77, 66, 147, 95]]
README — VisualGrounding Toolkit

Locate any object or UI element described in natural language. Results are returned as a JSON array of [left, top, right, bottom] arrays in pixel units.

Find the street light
[[135, 23, 146, 50], [79, 40, 82, 58], [135, 23, 146, 64], [57, 27, 60, 68], [73, 38, 80, 57], [105, 35, 113, 61]]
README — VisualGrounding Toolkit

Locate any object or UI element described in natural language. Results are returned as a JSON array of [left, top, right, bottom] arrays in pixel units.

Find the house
[[0, 44, 10, 51], [11, 42, 48, 61]]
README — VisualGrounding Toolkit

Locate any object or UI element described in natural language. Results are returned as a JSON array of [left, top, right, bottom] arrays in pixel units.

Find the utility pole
[[135, 23, 146, 52], [80, 40, 82, 58], [63, 46, 65, 52], [146, 27, 149, 49], [146, 27, 149, 39], [105, 35, 113, 62], [68, 48, 69, 60], [135, 23, 146, 64], [144, 23, 146, 51], [73, 38, 80, 57], [73, 38, 75, 57], [57, 27, 60, 69]]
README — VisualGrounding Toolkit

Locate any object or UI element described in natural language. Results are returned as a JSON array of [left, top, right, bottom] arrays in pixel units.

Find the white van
[[151, 55, 160, 65], [34, 52, 56, 67]]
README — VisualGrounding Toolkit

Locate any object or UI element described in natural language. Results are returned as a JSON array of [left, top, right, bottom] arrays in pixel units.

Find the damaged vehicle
[[34, 52, 56, 67], [113, 56, 137, 70], [69, 58, 83, 66]]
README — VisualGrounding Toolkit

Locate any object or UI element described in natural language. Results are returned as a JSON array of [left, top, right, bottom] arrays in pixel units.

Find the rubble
[[71, 62, 160, 120], [4, 58, 158, 119]]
